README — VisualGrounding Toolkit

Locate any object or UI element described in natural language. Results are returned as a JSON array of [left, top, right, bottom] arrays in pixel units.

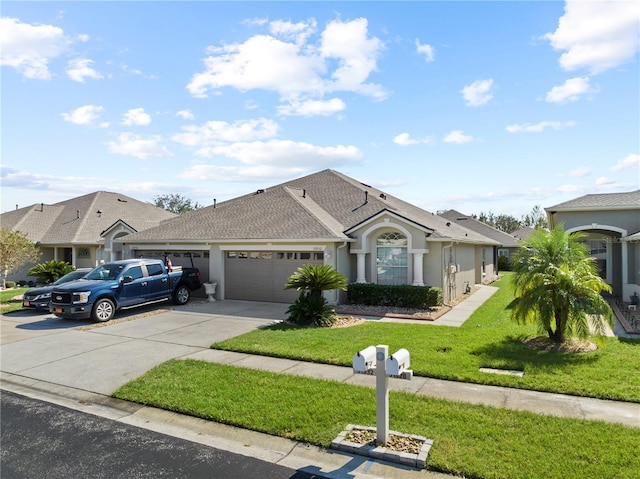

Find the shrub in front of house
[[498, 255, 511, 271], [4, 281, 16, 289], [346, 283, 443, 309]]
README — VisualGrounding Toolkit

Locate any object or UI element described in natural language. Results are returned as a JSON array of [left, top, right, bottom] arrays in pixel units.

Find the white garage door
[[225, 251, 324, 303]]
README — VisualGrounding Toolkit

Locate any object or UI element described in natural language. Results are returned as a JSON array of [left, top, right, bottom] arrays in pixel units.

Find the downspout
[[335, 241, 348, 304], [442, 242, 454, 306]]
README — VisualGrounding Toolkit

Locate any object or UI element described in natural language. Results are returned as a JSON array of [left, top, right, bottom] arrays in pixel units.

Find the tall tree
[[152, 193, 202, 214], [0, 228, 41, 287], [521, 205, 548, 229], [511, 226, 613, 343]]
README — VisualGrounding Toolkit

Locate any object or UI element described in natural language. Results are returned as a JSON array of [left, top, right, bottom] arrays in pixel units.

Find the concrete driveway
[[1, 300, 289, 395]]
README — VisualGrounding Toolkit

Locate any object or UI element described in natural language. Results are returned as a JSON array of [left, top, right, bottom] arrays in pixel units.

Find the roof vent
[[117, 198, 128, 202], [446, 222, 451, 227], [255, 189, 265, 195], [379, 193, 386, 200]]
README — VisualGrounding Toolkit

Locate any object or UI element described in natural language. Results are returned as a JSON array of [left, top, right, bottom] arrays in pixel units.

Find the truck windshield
[[85, 264, 126, 281]]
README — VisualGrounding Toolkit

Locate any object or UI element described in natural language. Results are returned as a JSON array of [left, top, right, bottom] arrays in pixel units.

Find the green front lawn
[[114, 359, 640, 479], [0, 288, 27, 315], [213, 274, 640, 402]]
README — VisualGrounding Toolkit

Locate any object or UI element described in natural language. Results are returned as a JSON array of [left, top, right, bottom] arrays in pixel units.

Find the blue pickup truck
[[49, 258, 202, 322]]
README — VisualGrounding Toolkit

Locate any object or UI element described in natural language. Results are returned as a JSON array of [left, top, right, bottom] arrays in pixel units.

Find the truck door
[[145, 262, 169, 301], [119, 265, 148, 307]]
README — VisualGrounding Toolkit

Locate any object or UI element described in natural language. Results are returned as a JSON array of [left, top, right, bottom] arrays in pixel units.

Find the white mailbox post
[[353, 344, 412, 446]]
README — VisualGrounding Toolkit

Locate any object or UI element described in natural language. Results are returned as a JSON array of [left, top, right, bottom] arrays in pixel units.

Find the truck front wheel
[[173, 285, 190, 305], [92, 298, 115, 322]]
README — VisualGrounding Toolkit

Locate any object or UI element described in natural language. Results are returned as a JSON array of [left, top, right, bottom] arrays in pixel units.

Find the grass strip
[[114, 359, 640, 479], [213, 275, 640, 402], [0, 288, 28, 315]]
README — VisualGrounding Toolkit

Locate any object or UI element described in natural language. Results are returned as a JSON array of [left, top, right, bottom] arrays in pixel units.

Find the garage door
[[225, 251, 324, 303]]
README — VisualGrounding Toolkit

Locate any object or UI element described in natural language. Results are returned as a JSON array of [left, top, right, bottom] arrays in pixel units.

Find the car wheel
[[92, 298, 115, 322], [173, 285, 190, 305]]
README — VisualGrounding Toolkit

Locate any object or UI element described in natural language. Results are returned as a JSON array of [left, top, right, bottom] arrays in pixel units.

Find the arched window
[[376, 232, 408, 285]]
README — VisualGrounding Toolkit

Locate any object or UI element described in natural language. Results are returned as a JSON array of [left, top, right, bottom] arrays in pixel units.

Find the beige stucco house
[[545, 189, 640, 301], [120, 170, 500, 304], [1, 191, 176, 282]]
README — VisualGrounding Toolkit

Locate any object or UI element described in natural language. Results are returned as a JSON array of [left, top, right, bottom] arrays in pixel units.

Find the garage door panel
[[225, 252, 322, 303]]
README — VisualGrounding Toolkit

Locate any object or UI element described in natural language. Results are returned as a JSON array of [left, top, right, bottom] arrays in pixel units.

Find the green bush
[[4, 281, 16, 289], [498, 255, 511, 271], [17, 280, 27, 287], [346, 283, 442, 308], [27, 260, 75, 284], [287, 293, 337, 327]]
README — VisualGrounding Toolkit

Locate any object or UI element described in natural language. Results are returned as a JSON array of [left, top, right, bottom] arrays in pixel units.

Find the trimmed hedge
[[346, 283, 443, 309]]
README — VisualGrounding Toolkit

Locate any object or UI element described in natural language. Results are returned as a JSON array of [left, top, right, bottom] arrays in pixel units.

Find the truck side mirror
[[122, 276, 134, 284]]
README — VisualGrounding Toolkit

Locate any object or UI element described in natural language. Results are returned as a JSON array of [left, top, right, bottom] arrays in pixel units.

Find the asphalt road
[[1, 391, 326, 479]]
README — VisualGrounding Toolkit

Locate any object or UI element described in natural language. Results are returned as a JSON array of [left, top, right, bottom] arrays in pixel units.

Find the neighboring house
[[545, 190, 640, 300], [120, 170, 500, 304], [439, 210, 523, 270], [1, 191, 176, 282], [511, 226, 536, 242]]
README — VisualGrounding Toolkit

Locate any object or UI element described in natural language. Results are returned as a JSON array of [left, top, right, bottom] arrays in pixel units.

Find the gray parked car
[[22, 268, 93, 311]]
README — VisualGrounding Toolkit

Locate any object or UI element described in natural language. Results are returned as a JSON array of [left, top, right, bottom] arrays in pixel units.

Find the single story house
[[545, 189, 640, 301], [119, 170, 500, 304], [439, 209, 525, 269], [1, 191, 176, 282]]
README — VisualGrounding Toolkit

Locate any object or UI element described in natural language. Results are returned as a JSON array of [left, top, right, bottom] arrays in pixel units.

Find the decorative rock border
[[331, 424, 433, 469]]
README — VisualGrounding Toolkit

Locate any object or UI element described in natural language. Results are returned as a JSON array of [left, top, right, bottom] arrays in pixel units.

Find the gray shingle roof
[[439, 210, 521, 247], [124, 170, 499, 245], [0, 191, 175, 245], [546, 190, 640, 211]]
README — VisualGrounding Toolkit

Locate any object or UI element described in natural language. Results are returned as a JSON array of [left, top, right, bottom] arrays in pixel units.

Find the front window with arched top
[[376, 232, 408, 285]]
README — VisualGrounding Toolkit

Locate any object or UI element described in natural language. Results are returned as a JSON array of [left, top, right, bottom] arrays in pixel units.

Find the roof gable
[[0, 191, 175, 245], [546, 190, 640, 211], [125, 170, 499, 245]]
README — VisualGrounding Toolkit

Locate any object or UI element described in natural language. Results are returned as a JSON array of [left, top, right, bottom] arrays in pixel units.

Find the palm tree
[[511, 226, 613, 343], [285, 264, 348, 299], [284, 264, 348, 326]]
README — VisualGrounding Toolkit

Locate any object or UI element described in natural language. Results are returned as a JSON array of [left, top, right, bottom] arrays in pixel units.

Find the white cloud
[[66, 58, 102, 82], [277, 98, 346, 117], [506, 120, 576, 133], [543, 0, 640, 74], [173, 118, 279, 148], [121, 108, 152, 126], [443, 130, 473, 144], [176, 109, 194, 120], [568, 167, 592, 177], [595, 176, 614, 186], [269, 18, 317, 44], [178, 164, 307, 182], [0, 17, 71, 79], [393, 132, 432, 146], [61, 104, 104, 125], [460, 79, 494, 107], [197, 140, 362, 168], [107, 133, 173, 159], [545, 77, 593, 103], [186, 17, 386, 113], [415, 39, 435, 62], [611, 153, 640, 171]]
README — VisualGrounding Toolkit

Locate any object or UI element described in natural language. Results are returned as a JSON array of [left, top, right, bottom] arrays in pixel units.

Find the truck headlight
[[73, 292, 91, 304]]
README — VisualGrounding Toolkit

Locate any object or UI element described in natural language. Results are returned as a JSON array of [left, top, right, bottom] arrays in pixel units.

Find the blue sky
[[2, 1, 638, 219]]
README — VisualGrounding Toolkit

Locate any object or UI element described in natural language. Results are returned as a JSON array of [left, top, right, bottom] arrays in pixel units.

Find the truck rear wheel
[[173, 285, 190, 305], [92, 298, 115, 322]]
